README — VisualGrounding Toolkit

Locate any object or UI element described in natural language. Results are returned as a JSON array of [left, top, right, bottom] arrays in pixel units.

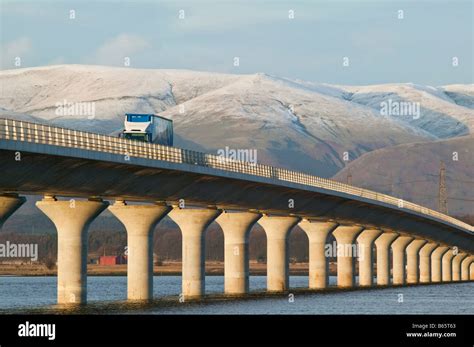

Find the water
[[0, 276, 472, 314]]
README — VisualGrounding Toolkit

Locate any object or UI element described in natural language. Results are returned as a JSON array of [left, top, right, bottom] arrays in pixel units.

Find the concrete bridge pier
[[36, 196, 108, 304], [299, 220, 338, 289], [108, 201, 171, 301], [374, 232, 399, 285], [406, 239, 427, 284], [169, 207, 222, 299], [356, 229, 382, 286], [461, 256, 474, 281], [216, 211, 261, 295], [258, 215, 301, 292], [431, 246, 449, 283], [419, 242, 438, 283], [332, 225, 364, 288], [391, 236, 414, 285], [470, 263, 474, 281], [0, 193, 26, 228], [452, 253, 468, 281], [442, 249, 456, 282]]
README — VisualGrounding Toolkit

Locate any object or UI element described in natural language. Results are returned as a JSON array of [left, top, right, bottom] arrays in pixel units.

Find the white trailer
[[121, 113, 173, 146]]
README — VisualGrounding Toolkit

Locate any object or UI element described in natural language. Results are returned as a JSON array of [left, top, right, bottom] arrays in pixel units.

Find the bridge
[[0, 117, 473, 304]]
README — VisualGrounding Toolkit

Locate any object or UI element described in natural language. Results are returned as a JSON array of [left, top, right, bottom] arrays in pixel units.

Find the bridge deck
[[0, 118, 473, 252]]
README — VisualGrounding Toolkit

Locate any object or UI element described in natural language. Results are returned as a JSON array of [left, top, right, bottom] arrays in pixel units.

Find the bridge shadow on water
[[7, 280, 472, 315]]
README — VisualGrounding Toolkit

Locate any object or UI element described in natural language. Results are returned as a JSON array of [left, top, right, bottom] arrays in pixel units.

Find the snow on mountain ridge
[[156, 68, 433, 175], [340, 83, 473, 138], [0, 65, 471, 176], [440, 84, 474, 109]]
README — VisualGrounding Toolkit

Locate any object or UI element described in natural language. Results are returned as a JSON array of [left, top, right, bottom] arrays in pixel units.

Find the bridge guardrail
[[0, 118, 472, 232]]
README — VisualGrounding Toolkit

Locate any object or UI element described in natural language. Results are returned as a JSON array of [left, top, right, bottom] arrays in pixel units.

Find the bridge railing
[[0, 117, 472, 232]]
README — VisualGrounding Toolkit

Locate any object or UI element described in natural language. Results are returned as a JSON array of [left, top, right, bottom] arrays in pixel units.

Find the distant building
[[99, 255, 127, 265]]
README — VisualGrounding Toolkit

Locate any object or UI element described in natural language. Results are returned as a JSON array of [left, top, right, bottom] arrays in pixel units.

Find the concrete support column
[[216, 211, 261, 295], [442, 249, 456, 282], [452, 253, 468, 281], [108, 201, 171, 301], [391, 236, 414, 285], [470, 263, 474, 281], [258, 215, 301, 292], [431, 246, 449, 283], [0, 193, 26, 229], [36, 196, 108, 304], [419, 242, 438, 283], [356, 229, 382, 286], [168, 207, 222, 299], [374, 232, 399, 285], [406, 239, 427, 284], [299, 220, 338, 289], [332, 225, 364, 288], [461, 256, 474, 281]]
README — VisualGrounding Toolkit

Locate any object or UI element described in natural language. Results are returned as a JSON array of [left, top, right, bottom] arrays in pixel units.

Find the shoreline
[[0, 261, 339, 277]]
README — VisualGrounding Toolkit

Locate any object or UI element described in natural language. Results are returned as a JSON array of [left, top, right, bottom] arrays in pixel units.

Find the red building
[[99, 255, 127, 265]]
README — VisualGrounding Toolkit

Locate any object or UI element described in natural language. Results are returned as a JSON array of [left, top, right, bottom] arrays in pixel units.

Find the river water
[[0, 276, 472, 314]]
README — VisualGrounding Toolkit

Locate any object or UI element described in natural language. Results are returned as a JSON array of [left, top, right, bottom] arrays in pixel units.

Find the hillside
[[0, 64, 472, 218], [343, 83, 474, 138], [333, 136, 474, 215], [3, 65, 472, 176]]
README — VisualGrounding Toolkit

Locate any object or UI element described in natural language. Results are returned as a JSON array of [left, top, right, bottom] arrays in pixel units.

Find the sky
[[0, 0, 472, 85]]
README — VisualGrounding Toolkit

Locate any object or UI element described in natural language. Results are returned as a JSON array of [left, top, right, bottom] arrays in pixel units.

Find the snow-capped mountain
[[0, 65, 472, 177], [343, 83, 474, 138]]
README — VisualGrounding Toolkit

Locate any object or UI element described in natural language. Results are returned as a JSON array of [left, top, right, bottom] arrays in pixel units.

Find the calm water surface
[[0, 276, 472, 314]]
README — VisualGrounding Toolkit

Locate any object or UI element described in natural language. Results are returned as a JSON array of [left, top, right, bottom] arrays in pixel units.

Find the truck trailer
[[121, 113, 173, 146]]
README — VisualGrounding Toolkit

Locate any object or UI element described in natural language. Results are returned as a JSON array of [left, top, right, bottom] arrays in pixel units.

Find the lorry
[[120, 113, 173, 146]]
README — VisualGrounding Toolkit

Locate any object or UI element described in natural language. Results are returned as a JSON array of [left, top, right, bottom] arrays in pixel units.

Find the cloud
[[1, 37, 33, 68], [91, 34, 151, 66]]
